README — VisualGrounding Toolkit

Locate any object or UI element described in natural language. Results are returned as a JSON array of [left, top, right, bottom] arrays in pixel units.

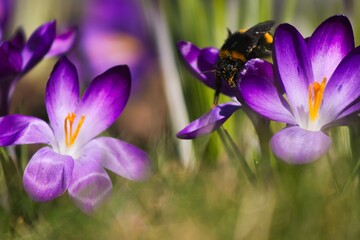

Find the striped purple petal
[[68, 157, 112, 214], [321, 47, 360, 123], [23, 147, 74, 201], [308, 15, 354, 82], [74, 65, 131, 146], [273, 24, 313, 121], [46, 27, 77, 57], [21, 20, 56, 73], [45, 57, 79, 144], [270, 126, 331, 164], [81, 137, 151, 181], [239, 72, 295, 124], [177, 102, 241, 139], [0, 114, 54, 146]]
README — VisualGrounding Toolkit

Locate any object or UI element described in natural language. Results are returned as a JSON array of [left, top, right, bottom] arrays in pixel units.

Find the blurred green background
[[2, 0, 360, 239]]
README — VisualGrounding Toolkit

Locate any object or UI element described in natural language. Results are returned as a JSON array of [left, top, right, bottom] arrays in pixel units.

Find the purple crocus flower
[[0, 57, 150, 213], [176, 41, 241, 139], [79, 0, 154, 90], [0, 20, 76, 116], [176, 41, 273, 139], [239, 15, 360, 164]]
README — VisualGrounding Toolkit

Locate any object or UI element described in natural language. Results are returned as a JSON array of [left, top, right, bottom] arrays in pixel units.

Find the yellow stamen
[[64, 113, 85, 147], [308, 78, 327, 122]]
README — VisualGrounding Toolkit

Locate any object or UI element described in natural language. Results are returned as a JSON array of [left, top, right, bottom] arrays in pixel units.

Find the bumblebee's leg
[[213, 75, 221, 106], [213, 89, 220, 107]]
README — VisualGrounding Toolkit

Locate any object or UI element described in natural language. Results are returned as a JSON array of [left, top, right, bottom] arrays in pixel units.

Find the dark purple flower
[[0, 20, 76, 116], [0, 0, 11, 38], [45, 27, 77, 58], [79, 0, 154, 89], [239, 15, 359, 163], [177, 41, 274, 138], [0, 57, 151, 213], [176, 41, 241, 138], [177, 102, 241, 139]]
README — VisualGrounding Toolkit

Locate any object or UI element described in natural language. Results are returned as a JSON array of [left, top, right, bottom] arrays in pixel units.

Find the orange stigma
[[308, 77, 326, 122], [64, 113, 85, 147]]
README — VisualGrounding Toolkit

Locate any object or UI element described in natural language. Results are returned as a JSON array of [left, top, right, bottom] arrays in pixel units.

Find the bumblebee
[[214, 20, 275, 104]]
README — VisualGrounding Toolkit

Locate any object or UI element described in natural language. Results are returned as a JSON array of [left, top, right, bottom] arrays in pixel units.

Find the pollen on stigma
[[308, 77, 327, 123], [64, 112, 86, 148]]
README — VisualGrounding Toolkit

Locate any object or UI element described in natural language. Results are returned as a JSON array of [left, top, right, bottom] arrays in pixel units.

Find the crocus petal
[[321, 47, 360, 122], [74, 65, 131, 145], [23, 147, 74, 201], [46, 27, 77, 57], [0, 114, 55, 146], [270, 126, 331, 164], [68, 157, 112, 214], [21, 20, 56, 73], [274, 24, 313, 118], [308, 15, 354, 81], [177, 41, 236, 97], [196, 47, 218, 86], [177, 41, 202, 70], [0, 41, 22, 76], [45, 57, 79, 142], [324, 110, 360, 129], [9, 28, 26, 50], [335, 100, 360, 122], [0, 41, 21, 115], [177, 41, 212, 80], [243, 59, 274, 82], [239, 74, 295, 124], [177, 102, 241, 139], [0, 41, 22, 115], [81, 137, 151, 181]]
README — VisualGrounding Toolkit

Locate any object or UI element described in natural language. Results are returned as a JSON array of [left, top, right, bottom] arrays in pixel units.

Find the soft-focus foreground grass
[[4, 123, 360, 240], [6, 145, 360, 240]]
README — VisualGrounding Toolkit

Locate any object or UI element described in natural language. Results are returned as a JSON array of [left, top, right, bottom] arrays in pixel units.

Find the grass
[[7, 144, 360, 239]]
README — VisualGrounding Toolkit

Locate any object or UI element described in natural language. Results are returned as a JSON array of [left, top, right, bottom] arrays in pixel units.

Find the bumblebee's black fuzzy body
[[214, 20, 275, 104]]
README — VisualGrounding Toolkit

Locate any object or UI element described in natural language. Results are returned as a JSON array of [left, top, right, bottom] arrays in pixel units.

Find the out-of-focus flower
[[0, 0, 11, 38], [0, 57, 151, 213], [176, 41, 274, 139], [0, 20, 76, 116], [239, 15, 360, 164], [79, 0, 154, 90]]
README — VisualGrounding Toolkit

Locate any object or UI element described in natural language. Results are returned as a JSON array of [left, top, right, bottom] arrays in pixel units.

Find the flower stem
[[217, 127, 256, 184], [247, 109, 273, 181], [341, 157, 360, 193], [326, 153, 341, 193], [0, 147, 36, 233], [0, 147, 19, 195], [0, 147, 20, 235]]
